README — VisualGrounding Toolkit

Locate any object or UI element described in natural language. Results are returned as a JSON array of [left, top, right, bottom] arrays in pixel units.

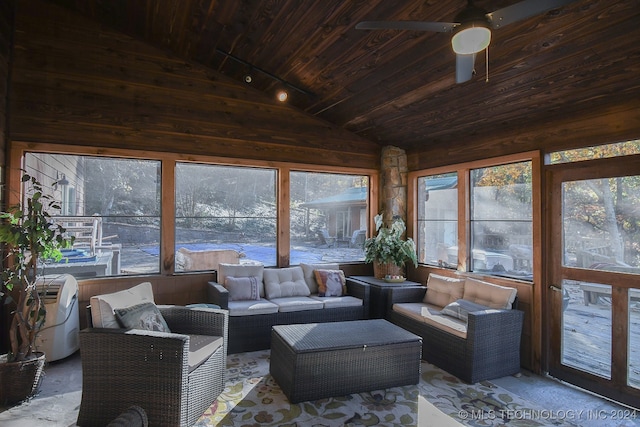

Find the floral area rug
[[196, 350, 577, 427]]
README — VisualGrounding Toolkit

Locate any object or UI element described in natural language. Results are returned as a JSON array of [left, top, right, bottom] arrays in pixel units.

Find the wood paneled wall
[[407, 103, 640, 171], [0, 0, 13, 178], [10, 0, 380, 170], [0, 0, 14, 357]]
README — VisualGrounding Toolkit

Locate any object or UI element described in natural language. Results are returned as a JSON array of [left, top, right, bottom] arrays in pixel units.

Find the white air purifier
[[35, 274, 80, 361]]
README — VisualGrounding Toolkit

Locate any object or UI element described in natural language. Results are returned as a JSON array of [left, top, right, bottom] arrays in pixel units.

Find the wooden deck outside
[[562, 282, 640, 388]]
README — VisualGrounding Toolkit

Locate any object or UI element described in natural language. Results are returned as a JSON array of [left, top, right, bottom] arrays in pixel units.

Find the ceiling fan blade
[[355, 21, 457, 33], [456, 53, 476, 84], [487, 0, 579, 29]]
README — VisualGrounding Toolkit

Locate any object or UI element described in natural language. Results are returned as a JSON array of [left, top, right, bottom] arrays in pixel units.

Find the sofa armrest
[[467, 309, 524, 350], [159, 305, 228, 341], [80, 327, 190, 374], [207, 281, 229, 309], [345, 279, 371, 318], [387, 286, 427, 307]]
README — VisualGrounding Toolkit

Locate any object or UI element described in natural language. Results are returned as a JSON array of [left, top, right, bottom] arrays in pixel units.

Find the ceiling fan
[[356, 0, 579, 83]]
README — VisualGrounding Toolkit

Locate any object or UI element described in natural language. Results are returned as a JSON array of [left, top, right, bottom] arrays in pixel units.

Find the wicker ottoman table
[[270, 319, 422, 403]]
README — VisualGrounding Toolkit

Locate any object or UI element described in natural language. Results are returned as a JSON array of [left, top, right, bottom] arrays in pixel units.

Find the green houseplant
[[0, 173, 72, 404], [364, 213, 418, 278]]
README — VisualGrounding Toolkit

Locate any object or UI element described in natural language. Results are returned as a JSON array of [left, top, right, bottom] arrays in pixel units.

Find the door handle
[[549, 285, 562, 292]]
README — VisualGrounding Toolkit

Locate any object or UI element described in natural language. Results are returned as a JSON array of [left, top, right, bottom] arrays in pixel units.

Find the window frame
[[8, 142, 378, 276], [408, 151, 542, 284]]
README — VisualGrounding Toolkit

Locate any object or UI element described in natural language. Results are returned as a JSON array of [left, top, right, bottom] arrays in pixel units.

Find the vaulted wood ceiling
[[48, 0, 640, 155]]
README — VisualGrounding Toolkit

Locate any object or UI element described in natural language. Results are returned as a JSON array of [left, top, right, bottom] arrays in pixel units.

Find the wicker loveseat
[[387, 273, 524, 383], [208, 263, 369, 353], [78, 283, 228, 427]]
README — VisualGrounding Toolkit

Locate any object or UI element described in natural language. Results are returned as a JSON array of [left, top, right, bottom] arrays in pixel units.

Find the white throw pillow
[[90, 282, 155, 328]]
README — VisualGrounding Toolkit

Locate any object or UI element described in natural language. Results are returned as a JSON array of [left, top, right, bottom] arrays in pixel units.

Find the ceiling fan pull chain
[[485, 46, 489, 83]]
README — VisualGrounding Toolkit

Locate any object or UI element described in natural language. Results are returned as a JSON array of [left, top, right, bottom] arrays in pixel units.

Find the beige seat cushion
[[227, 299, 279, 316], [463, 277, 517, 309], [423, 273, 465, 308], [393, 302, 468, 339], [90, 282, 155, 328]]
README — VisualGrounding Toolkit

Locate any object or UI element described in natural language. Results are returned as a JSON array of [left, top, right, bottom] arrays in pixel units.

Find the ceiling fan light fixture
[[451, 23, 491, 54]]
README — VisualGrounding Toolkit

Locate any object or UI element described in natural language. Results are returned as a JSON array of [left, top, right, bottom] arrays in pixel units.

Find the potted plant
[[364, 213, 418, 279], [0, 173, 72, 404]]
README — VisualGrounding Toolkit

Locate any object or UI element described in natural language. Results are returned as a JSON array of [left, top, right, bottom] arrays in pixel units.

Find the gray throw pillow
[[225, 276, 261, 301], [115, 302, 171, 333], [440, 299, 492, 322]]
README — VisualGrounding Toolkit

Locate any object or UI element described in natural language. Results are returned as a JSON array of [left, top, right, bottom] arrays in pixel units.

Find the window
[[471, 161, 532, 279], [548, 139, 640, 164], [414, 157, 534, 280], [563, 176, 640, 271], [19, 143, 375, 276], [290, 172, 369, 264], [417, 173, 458, 267], [24, 153, 161, 277], [175, 163, 277, 270]]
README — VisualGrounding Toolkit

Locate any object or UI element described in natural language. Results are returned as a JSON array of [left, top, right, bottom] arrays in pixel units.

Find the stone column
[[380, 146, 407, 225]]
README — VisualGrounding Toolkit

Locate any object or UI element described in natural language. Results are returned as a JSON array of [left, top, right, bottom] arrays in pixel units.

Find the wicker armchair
[[77, 306, 228, 427]]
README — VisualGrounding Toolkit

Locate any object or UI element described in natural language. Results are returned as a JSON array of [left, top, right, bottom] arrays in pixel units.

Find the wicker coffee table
[[270, 319, 422, 403]]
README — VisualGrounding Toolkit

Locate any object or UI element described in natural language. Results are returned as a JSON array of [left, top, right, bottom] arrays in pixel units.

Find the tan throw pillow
[[225, 276, 261, 301], [314, 269, 346, 297], [90, 282, 155, 328], [423, 273, 465, 308], [463, 277, 517, 309], [114, 302, 171, 333]]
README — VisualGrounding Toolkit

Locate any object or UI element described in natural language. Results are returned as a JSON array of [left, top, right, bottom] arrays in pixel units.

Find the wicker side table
[[270, 319, 422, 403]]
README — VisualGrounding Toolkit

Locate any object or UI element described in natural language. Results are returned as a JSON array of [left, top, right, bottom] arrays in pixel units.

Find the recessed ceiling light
[[277, 90, 288, 102]]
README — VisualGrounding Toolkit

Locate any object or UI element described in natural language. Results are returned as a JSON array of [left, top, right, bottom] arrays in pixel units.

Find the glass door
[[547, 157, 640, 409]]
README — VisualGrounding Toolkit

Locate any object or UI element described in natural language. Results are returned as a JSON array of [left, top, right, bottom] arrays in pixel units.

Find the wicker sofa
[[208, 263, 369, 353], [386, 273, 524, 383]]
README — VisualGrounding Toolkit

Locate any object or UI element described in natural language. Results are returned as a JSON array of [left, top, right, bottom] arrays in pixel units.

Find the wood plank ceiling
[[47, 0, 640, 154]]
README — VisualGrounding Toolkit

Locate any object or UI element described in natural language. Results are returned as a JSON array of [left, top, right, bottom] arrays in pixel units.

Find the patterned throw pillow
[[114, 302, 171, 332], [313, 269, 346, 297], [225, 276, 261, 301]]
